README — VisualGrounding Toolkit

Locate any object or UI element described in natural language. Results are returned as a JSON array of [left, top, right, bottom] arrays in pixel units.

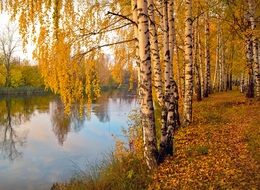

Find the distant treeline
[[0, 64, 44, 88]]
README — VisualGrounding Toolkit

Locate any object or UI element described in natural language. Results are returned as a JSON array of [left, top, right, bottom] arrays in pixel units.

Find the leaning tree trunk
[[204, 12, 210, 97], [137, 0, 158, 169], [183, 0, 193, 126]]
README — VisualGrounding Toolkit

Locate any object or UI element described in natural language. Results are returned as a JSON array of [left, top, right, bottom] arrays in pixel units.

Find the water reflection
[[0, 91, 137, 162], [50, 98, 85, 145], [0, 97, 30, 161], [0, 91, 137, 190]]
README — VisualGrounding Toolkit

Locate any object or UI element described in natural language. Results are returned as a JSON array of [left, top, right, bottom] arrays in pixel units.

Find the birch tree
[[248, 0, 260, 98], [204, 12, 211, 97], [183, 0, 193, 125], [137, 0, 158, 169]]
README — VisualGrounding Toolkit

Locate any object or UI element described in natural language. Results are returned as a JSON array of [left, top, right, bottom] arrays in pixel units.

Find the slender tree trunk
[[147, 0, 168, 160], [229, 36, 234, 91], [131, 0, 140, 91], [147, 0, 164, 105], [198, 30, 204, 98], [213, 25, 220, 92], [240, 72, 245, 93], [253, 39, 260, 97], [159, 0, 180, 160], [248, 0, 260, 97], [245, 36, 254, 98], [193, 20, 202, 101], [5, 63, 11, 87], [244, 1, 254, 98], [137, 0, 158, 169], [204, 12, 210, 97], [183, 0, 193, 126], [167, 0, 180, 130], [176, 40, 182, 98]]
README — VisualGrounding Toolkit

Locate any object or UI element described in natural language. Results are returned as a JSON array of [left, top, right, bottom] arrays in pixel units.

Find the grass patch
[[52, 153, 151, 190], [195, 145, 209, 155]]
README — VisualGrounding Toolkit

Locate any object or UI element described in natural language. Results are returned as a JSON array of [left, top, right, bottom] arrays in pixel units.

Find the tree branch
[[75, 38, 136, 60], [107, 11, 137, 27]]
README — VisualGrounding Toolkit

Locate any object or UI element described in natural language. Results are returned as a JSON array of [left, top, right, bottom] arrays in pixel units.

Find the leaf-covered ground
[[149, 91, 260, 190]]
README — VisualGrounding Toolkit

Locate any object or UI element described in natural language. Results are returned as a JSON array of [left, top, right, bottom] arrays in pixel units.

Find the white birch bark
[[183, 0, 193, 125], [198, 29, 204, 98], [147, 0, 164, 105], [131, 0, 141, 90], [137, 0, 158, 169], [248, 0, 260, 97], [204, 12, 210, 97], [244, 1, 254, 98]]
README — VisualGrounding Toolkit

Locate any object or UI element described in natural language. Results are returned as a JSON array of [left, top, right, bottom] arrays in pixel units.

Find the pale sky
[[0, 12, 35, 63]]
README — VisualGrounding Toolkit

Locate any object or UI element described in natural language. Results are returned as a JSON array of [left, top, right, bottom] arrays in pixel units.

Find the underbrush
[[52, 153, 150, 190]]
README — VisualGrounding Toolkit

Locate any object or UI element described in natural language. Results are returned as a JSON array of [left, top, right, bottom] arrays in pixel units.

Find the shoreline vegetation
[[0, 86, 50, 96], [52, 91, 259, 190], [0, 84, 136, 97]]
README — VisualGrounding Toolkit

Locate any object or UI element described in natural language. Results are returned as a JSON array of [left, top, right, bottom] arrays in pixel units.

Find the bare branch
[[107, 11, 137, 27]]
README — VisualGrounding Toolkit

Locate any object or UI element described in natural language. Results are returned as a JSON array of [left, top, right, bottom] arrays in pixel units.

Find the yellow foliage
[[0, 65, 6, 86]]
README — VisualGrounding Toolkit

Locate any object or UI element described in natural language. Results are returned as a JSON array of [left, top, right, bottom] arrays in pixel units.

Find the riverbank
[[52, 91, 260, 190], [0, 86, 50, 96]]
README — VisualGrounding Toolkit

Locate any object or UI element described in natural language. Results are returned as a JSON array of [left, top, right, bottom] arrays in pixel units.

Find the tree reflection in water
[[0, 95, 52, 161], [0, 97, 28, 161], [50, 98, 85, 145], [0, 91, 137, 161]]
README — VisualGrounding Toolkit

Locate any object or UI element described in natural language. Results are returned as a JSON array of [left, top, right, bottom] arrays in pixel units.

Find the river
[[0, 90, 138, 190]]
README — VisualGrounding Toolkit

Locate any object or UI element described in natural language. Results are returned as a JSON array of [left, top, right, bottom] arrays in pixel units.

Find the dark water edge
[[0, 86, 50, 96]]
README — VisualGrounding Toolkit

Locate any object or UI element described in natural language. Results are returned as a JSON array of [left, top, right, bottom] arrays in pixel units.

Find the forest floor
[[149, 90, 260, 190]]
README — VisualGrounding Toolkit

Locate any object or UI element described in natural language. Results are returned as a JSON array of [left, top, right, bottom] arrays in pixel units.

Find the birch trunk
[[167, 0, 180, 129], [147, 0, 164, 105], [137, 0, 158, 169], [245, 36, 254, 98], [176, 40, 182, 98], [198, 30, 204, 98], [248, 0, 260, 97], [253, 39, 260, 97], [183, 0, 193, 126], [245, 1, 254, 98], [159, 0, 180, 160], [204, 12, 210, 97], [147, 0, 168, 159], [194, 20, 202, 101], [213, 25, 220, 92], [131, 0, 140, 90]]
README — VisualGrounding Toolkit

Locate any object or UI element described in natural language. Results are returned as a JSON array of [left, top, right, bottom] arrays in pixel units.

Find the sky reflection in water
[[0, 91, 138, 190]]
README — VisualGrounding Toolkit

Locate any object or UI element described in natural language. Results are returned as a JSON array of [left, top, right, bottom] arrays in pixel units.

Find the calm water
[[0, 91, 138, 190]]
